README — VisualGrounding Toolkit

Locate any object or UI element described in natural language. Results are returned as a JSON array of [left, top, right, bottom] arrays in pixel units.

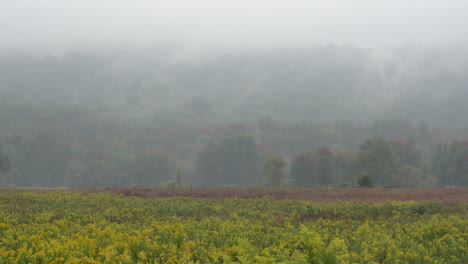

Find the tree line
[[0, 104, 467, 187], [196, 135, 465, 188], [1, 132, 467, 187]]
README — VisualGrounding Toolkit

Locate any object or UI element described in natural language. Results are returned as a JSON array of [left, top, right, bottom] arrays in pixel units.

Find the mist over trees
[[2, 45, 468, 125], [1, 45, 468, 187]]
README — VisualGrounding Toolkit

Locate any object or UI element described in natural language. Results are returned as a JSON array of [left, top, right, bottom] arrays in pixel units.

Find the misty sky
[[1, 0, 468, 53]]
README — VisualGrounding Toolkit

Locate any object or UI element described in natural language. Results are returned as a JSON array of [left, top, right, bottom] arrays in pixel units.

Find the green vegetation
[[195, 136, 261, 186], [263, 155, 287, 186], [357, 172, 374, 188], [0, 106, 466, 188], [0, 144, 9, 174], [1, 49, 468, 188], [0, 192, 466, 263]]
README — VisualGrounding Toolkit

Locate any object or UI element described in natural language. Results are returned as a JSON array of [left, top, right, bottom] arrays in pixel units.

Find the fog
[[1, 0, 468, 53], [1, 1, 468, 187]]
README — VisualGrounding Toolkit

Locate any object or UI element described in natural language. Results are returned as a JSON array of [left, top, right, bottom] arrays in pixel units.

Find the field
[[0, 188, 467, 263]]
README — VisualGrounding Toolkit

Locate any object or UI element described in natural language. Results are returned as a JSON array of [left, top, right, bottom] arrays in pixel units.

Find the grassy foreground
[[0, 190, 467, 263]]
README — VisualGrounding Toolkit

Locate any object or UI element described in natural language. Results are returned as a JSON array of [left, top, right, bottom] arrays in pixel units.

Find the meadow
[[0, 188, 467, 263]]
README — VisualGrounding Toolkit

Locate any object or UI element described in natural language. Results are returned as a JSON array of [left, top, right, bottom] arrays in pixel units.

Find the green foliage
[[160, 180, 178, 188], [432, 141, 468, 186], [334, 181, 348, 188], [332, 149, 357, 185], [354, 137, 438, 187], [290, 153, 316, 187], [291, 147, 345, 187], [315, 147, 334, 186], [263, 155, 287, 186], [358, 172, 374, 188], [0, 100, 466, 188], [0, 192, 466, 263], [356, 137, 394, 185], [390, 140, 422, 168], [0, 144, 9, 173], [196, 136, 261, 186], [393, 165, 437, 188], [175, 168, 182, 187]]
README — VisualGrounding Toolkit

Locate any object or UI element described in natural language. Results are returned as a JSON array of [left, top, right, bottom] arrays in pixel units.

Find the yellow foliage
[[0, 192, 466, 263]]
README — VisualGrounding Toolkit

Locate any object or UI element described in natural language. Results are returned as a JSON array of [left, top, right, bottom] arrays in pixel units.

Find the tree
[[176, 168, 182, 187], [333, 149, 357, 185], [129, 150, 172, 186], [432, 141, 468, 186], [290, 147, 337, 187], [290, 153, 316, 187], [263, 155, 286, 186], [355, 137, 394, 186], [196, 140, 220, 186], [315, 147, 334, 186], [0, 144, 10, 174], [455, 149, 468, 186], [392, 165, 437, 188], [389, 140, 421, 168], [195, 136, 261, 186], [358, 172, 374, 188]]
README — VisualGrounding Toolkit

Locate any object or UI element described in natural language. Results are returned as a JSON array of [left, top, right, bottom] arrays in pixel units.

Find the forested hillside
[[1, 46, 468, 187]]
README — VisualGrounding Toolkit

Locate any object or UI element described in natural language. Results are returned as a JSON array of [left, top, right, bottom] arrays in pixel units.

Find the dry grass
[[1, 187, 466, 207]]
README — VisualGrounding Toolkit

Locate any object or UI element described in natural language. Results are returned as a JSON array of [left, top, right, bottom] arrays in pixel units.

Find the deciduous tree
[[355, 137, 394, 185], [263, 155, 286, 186], [0, 144, 10, 174]]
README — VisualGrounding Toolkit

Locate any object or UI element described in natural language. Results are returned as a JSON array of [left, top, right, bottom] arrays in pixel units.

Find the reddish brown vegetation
[[1, 187, 466, 207]]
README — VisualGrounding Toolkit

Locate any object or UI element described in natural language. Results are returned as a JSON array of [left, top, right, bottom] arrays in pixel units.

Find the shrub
[[358, 172, 374, 188]]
